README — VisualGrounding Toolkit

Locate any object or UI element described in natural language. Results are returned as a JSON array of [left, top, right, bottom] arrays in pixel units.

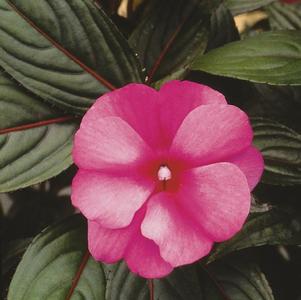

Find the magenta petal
[[170, 104, 253, 167], [72, 170, 154, 228], [179, 163, 250, 242], [125, 233, 173, 279], [73, 115, 154, 172], [228, 146, 264, 190], [141, 193, 213, 267], [88, 210, 173, 278], [88, 220, 135, 263], [90, 83, 164, 150], [88, 209, 144, 263], [159, 80, 227, 144]]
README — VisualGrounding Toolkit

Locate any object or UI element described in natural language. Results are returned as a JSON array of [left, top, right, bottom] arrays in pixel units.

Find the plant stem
[[149, 279, 154, 300]]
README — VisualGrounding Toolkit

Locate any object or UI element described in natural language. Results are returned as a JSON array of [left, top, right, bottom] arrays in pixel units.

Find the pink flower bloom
[[71, 80, 264, 278]]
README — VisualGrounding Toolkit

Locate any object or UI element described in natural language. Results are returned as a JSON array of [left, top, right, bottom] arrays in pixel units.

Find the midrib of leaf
[[6, 0, 116, 91], [200, 264, 232, 300], [146, 15, 189, 84], [0, 115, 78, 135], [65, 250, 91, 300]]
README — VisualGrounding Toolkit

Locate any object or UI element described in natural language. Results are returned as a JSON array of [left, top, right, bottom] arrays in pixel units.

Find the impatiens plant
[[1, 0, 301, 299]]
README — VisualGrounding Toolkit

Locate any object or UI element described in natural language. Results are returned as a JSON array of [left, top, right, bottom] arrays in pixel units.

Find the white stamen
[[157, 165, 172, 181]]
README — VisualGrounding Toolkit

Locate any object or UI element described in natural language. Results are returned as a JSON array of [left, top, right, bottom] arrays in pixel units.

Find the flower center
[[157, 165, 172, 181]]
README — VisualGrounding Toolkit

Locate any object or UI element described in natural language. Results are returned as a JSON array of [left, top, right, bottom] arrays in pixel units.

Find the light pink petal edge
[[159, 80, 227, 145], [170, 104, 253, 167], [73, 115, 154, 172], [89, 83, 165, 150], [141, 192, 213, 267], [88, 210, 173, 278], [178, 162, 251, 242], [227, 146, 264, 190], [72, 170, 154, 229]]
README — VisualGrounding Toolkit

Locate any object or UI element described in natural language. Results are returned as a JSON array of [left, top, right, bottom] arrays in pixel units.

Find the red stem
[[6, 0, 116, 91], [146, 16, 188, 84], [0, 115, 78, 135], [149, 279, 154, 300], [65, 250, 90, 300]]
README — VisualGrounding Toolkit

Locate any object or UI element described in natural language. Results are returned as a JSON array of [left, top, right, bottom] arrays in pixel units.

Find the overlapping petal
[[141, 193, 213, 267], [178, 163, 250, 242], [227, 146, 264, 190], [88, 209, 173, 278], [170, 104, 253, 167], [73, 115, 154, 172], [125, 233, 173, 279], [159, 80, 227, 144], [72, 170, 154, 228], [90, 84, 164, 150], [88, 220, 136, 263]]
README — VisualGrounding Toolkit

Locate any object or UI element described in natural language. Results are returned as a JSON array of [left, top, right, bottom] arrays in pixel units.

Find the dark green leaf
[[0, 0, 143, 113], [192, 30, 301, 85], [225, 0, 275, 15], [253, 83, 301, 131], [209, 207, 301, 262], [206, 255, 274, 300], [266, 2, 301, 30], [106, 256, 274, 299], [8, 214, 275, 299], [8, 215, 106, 300], [1, 238, 32, 299], [207, 3, 240, 51], [0, 71, 77, 192], [252, 118, 301, 185], [129, 0, 220, 83], [2, 239, 32, 276]]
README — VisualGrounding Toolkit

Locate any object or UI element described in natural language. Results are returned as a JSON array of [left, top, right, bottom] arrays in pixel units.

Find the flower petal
[[90, 83, 164, 150], [178, 162, 250, 242], [227, 146, 264, 190], [125, 233, 173, 279], [170, 104, 253, 167], [159, 80, 227, 144], [88, 210, 173, 279], [72, 170, 154, 228], [73, 115, 154, 172], [88, 221, 134, 263], [141, 193, 213, 267]]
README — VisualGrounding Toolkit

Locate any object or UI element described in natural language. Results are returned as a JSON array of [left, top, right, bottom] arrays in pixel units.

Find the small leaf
[[266, 2, 301, 30], [0, 0, 143, 113], [8, 215, 105, 300], [0, 71, 77, 192], [129, 0, 221, 83], [252, 118, 301, 185], [225, 0, 276, 15], [192, 30, 301, 85], [209, 207, 301, 262]]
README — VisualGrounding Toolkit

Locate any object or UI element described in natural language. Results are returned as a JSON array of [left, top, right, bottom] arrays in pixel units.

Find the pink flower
[[71, 80, 264, 278]]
